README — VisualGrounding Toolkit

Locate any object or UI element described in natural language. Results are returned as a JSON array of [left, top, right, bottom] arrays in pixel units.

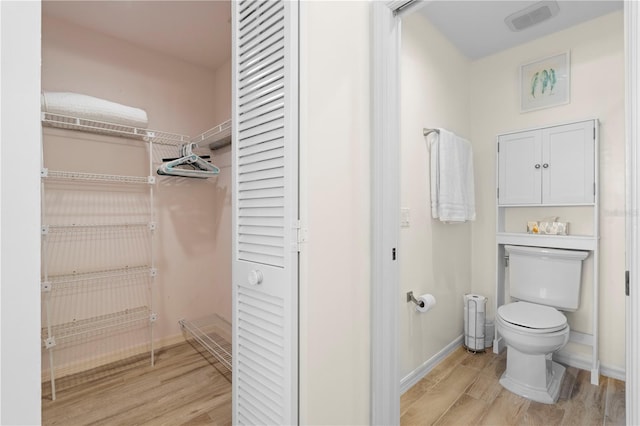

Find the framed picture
[[520, 51, 570, 113]]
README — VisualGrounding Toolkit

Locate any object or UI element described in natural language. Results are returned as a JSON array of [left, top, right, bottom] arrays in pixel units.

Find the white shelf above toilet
[[496, 232, 598, 251]]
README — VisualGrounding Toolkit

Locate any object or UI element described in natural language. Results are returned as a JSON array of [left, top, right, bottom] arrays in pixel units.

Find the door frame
[[624, 2, 639, 424], [371, 2, 639, 425]]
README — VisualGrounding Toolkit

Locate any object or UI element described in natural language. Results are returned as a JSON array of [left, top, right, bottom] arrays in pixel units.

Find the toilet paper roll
[[415, 294, 436, 313]]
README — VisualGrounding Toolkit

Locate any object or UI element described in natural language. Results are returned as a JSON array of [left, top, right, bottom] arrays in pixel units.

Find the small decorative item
[[539, 221, 569, 235], [527, 221, 539, 234], [520, 51, 570, 113]]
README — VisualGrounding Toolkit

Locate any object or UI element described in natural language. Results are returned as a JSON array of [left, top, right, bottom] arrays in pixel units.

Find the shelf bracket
[[41, 168, 49, 178], [149, 268, 158, 278], [149, 313, 158, 323], [41, 281, 52, 292], [147, 176, 156, 184], [148, 222, 157, 231]]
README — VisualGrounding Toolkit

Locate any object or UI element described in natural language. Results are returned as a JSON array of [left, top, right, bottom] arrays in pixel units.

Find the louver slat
[[237, 0, 286, 268], [237, 286, 286, 424]]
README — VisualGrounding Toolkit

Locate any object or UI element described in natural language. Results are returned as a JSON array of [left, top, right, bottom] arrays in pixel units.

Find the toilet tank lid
[[498, 302, 567, 330], [504, 245, 589, 260]]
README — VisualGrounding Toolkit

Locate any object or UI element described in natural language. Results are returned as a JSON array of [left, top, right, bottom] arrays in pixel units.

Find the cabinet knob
[[543, 163, 549, 168], [534, 164, 541, 169], [248, 270, 263, 286]]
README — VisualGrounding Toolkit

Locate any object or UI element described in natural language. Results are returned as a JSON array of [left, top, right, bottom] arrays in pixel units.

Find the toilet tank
[[505, 245, 589, 311]]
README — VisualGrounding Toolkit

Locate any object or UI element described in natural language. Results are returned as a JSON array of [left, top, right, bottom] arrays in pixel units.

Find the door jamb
[[624, 2, 639, 424]]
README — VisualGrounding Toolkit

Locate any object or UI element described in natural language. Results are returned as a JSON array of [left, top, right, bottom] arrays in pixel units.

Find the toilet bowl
[[496, 301, 570, 404]]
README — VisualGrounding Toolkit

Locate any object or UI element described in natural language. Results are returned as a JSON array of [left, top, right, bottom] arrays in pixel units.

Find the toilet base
[[499, 347, 566, 404]]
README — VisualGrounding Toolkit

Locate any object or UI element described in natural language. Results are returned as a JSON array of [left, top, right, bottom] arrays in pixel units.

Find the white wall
[[41, 14, 232, 373], [469, 11, 626, 371], [399, 13, 473, 379], [0, 2, 42, 424], [299, 1, 371, 424]]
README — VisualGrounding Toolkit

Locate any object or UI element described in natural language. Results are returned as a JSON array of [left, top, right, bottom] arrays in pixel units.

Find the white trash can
[[463, 294, 487, 352]]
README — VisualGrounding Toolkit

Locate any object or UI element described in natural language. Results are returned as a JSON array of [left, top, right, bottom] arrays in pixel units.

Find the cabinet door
[[232, 0, 299, 424], [498, 130, 542, 205], [542, 121, 595, 204]]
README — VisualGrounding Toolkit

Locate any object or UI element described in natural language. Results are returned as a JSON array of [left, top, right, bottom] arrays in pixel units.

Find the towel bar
[[423, 128, 440, 137]]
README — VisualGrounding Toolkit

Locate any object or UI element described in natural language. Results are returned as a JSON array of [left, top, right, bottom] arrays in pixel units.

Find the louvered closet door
[[232, 1, 299, 425]]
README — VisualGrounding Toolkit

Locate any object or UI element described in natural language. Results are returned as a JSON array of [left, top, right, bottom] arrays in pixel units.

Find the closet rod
[[423, 128, 440, 137]]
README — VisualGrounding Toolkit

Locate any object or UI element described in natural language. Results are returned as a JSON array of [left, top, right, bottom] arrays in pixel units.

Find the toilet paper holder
[[406, 291, 425, 308]]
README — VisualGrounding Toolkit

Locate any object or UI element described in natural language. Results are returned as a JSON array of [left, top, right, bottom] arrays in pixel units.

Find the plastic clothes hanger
[[157, 142, 220, 179]]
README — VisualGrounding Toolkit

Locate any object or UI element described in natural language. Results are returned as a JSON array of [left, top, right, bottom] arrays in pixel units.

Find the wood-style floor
[[43, 342, 625, 425], [401, 346, 626, 426], [42, 342, 232, 426]]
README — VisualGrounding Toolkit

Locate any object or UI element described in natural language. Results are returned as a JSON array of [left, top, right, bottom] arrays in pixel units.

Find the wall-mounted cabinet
[[494, 118, 600, 385], [498, 120, 595, 206]]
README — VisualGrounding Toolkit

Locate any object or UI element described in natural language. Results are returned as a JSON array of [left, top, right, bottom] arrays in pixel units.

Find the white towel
[[430, 129, 476, 222], [41, 92, 148, 129]]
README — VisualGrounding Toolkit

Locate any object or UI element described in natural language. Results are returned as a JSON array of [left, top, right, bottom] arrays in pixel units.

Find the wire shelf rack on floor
[[179, 314, 232, 374]]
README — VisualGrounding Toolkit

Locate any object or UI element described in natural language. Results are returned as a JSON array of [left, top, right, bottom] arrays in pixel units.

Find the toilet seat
[[498, 302, 567, 333]]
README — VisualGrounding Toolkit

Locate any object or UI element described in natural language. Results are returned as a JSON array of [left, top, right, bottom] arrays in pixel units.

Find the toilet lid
[[498, 302, 567, 331]]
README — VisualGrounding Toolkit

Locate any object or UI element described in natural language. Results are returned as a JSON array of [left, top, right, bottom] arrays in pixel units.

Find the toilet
[[496, 245, 589, 404]]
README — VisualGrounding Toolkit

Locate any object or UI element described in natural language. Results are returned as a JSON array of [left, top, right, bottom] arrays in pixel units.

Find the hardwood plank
[[426, 346, 473, 385], [402, 348, 625, 426], [432, 365, 481, 394], [558, 370, 607, 426], [460, 350, 493, 371], [480, 350, 507, 380], [207, 397, 234, 426], [433, 394, 489, 426], [401, 376, 437, 417], [477, 387, 529, 425], [604, 378, 626, 426], [179, 412, 215, 426], [558, 366, 579, 401], [465, 373, 502, 404], [42, 342, 231, 426], [519, 401, 565, 426], [401, 387, 460, 426]]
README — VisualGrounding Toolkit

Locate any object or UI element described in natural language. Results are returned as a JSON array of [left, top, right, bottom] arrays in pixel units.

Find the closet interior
[[40, 1, 233, 404]]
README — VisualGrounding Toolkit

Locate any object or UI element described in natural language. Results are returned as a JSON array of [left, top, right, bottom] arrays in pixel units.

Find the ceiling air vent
[[505, 1, 560, 32]]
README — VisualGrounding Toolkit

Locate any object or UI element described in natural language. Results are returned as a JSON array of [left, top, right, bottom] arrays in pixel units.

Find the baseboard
[[554, 349, 626, 381], [42, 332, 188, 381], [400, 335, 464, 394]]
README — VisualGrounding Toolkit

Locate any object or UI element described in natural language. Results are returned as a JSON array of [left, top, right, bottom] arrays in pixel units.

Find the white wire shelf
[[44, 266, 153, 290], [191, 119, 232, 150], [42, 169, 152, 185], [43, 306, 152, 347], [179, 314, 232, 373], [42, 222, 153, 234], [42, 112, 190, 146]]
